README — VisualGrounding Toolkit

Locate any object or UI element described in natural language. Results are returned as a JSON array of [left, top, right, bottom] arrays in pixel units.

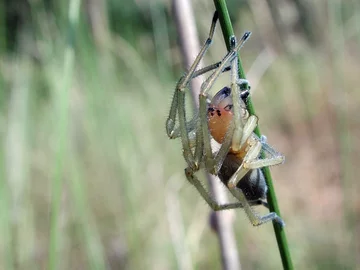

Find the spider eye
[[211, 87, 233, 110]]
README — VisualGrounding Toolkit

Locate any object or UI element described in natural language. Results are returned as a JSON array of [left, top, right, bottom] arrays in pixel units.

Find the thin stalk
[[328, 0, 356, 267], [213, 1, 294, 269], [48, 0, 81, 269]]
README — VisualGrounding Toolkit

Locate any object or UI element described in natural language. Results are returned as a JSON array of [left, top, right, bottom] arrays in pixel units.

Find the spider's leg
[[166, 11, 218, 139], [227, 186, 285, 226], [228, 140, 262, 189], [236, 78, 250, 90], [168, 112, 198, 139], [204, 87, 257, 174], [260, 135, 285, 160], [200, 32, 251, 94], [170, 62, 233, 140], [198, 35, 250, 173], [167, 12, 219, 168], [184, 167, 264, 209], [229, 36, 252, 152], [226, 140, 285, 226], [210, 114, 258, 174], [212, 121, 235, 173], [253, 199, 269, 209], [192, 61, 232, 79], [166, 84, 179, 139], [227, 135, 284, 189], [199, 34, 252, 173], [242, 137, 285, 169], [169, 61, 233, 140], [239, 115, 258, 148]]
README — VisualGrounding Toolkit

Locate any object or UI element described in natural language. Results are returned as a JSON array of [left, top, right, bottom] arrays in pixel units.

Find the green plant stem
[[213, 1, 294, 269], [48, 0, 81, 269]]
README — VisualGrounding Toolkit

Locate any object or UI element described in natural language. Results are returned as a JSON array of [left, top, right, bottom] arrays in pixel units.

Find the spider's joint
[[241, 31, 252, 42], [229, 35, 237, 49], [227, 182, 236, 189], [243, 161, 251, 169], [260, 135, 267, 144], [166, 119, 175, 137], [212, 204, 223, 211], [177, 86, 186, 93], [187, 161, 199, 173], [209, 168, 216, 175], [237, 79, 250, 90], [251, 218, 262, 227], [276, 218, 286, 228], [240, 90, 250, 102], [205, 159, 216, 174], [185, 166, 194, 177], [168, 132, 176, 139]]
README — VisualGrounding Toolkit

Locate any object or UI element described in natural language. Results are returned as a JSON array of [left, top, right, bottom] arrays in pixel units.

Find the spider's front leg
[[197, 34, 251, 174], [166, 12, 220, 170]]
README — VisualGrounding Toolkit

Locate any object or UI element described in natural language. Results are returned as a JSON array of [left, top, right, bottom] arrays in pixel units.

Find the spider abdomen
[[218, 153, 267, 201]]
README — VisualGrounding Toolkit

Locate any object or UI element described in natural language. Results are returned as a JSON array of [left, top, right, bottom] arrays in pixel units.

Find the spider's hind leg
[[226, 138, 285, 227], [243, 136, 285, 170], [229, 185, 285, 227], [184, 166, 267, 210]]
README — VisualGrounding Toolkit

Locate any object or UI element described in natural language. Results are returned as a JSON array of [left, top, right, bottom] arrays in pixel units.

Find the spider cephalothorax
[[166, 11, 285, 227], [207, 86, 249, 145]]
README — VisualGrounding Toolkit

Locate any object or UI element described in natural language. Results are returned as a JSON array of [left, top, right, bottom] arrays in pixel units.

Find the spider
[[166, 11, 285, 227]]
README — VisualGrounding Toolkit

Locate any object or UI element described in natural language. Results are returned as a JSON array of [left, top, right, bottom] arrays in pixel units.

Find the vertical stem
[[48, 0, 81, 269], [213, 1, 294, 269], [328, 0, 356, 266]]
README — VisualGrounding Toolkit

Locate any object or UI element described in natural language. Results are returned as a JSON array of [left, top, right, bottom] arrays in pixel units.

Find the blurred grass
[[1, 0, 360, 269]]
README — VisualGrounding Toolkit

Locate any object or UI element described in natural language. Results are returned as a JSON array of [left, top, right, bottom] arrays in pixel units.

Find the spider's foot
[[237, 79, 250, 91], [166, 118, 175, 138], [184, 167, 195, 184], [241, 31, 252, 42], [185, 161, 199, 175], [229, 35, 237, 49], [205, 160, 217, 175], [274, 215, 286, 228], [260, 135, 267, 144], [251, 212, 285, 228], [240, 89, 250, 103]]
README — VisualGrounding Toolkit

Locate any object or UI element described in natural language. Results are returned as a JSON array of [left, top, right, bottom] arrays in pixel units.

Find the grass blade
[[48, 0, 81, 269]]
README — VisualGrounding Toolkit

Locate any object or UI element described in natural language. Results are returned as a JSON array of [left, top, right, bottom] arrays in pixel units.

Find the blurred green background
[[1, 0, 360, 269]]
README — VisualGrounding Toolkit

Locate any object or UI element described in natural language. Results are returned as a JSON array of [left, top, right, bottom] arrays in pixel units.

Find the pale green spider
[[166, 11, 285, 227]]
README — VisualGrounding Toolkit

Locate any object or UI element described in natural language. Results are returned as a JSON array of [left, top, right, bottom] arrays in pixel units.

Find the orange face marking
[[208, 106, 249, 160], [207, 86, 234, 144], [208, 86, 250, 158], [208, 106, 233, 144]]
